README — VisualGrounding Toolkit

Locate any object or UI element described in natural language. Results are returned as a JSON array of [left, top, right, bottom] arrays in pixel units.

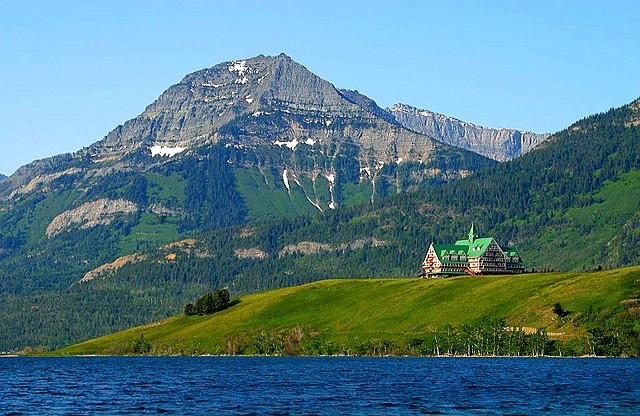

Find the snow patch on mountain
[[282, 169, 291, 192], [150, 145, 186, 157], [229, 60, 249, 84], [325, 172, 336, 210], [228, 60, 248, 75], [274, 139, 300, 150], [306, 196, 323, 212]]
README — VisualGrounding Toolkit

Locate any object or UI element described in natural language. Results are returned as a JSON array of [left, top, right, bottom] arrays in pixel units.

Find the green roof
[[429, 225, 523, 267], [466, 238, 496, 257], [432, 224, 522, 273], [432, 244, 470, 264], [433, 237, 499, 260]]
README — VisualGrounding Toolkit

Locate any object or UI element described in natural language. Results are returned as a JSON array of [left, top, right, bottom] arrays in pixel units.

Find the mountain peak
[[94, 53, 373, 159], [389, 103, 550, 161]]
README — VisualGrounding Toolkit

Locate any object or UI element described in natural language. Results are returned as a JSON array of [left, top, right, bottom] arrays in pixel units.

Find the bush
[[184, 288, 231, 316]]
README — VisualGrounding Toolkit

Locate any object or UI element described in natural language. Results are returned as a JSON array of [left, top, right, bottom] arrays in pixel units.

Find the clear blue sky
[[1, 1, 639, 175]]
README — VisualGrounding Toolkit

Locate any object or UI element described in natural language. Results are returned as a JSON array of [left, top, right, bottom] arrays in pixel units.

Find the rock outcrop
[[390, 104, 550, 161], [80, 253, 146, 282], [277, 238, 388, 257], [46, 199, 138, 237], [8, 168, 82, 198], [234, 247, 269, 260]]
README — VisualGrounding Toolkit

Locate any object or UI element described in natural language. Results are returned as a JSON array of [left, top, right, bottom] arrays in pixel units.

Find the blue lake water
[[1, 357, 639, 415]]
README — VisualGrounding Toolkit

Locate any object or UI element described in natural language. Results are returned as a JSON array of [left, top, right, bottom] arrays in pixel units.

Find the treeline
[[223, 319, 552, 357], [111, 316, 640, 357]]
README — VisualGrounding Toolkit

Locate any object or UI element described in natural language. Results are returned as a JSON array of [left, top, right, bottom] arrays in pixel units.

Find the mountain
[[0, 53, 498, 283], [390, 103, 550, 161], [1, 54, 492, 206], [0, 53, 496, 269], [0, 54, 495, 265], [0, 174, 5, 180], [0, 53, 497, 351]]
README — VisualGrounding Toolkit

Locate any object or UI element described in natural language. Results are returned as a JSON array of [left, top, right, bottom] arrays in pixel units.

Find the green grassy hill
[[56, 266, 640, 357]]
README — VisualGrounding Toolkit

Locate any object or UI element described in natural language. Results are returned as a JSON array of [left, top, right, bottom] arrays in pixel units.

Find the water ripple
[[0, 357, 639, 415]]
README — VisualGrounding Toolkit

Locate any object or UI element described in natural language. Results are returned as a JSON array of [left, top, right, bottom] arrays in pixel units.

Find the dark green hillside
[[425, 99, 640, 270], [248, 96, 640, 274], [56, 267, 640, 357], [0, 145, 246, 291]]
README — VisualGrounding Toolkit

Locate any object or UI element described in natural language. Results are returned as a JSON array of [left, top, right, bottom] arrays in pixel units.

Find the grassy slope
[[57, 266, 640, 355], [233, 166, 376, 220]]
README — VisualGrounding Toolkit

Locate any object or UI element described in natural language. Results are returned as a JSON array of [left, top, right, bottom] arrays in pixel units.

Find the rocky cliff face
[[45, 198, 138, 237], [390, 104, 550, 161], [0, 54, 493, 212], [90, 54, 385, 158]]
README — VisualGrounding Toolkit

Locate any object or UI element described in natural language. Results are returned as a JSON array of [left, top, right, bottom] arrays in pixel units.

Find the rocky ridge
[[89, 53, 400, 161], [390, 104, 550, 161], [0, 54, 493, 216]]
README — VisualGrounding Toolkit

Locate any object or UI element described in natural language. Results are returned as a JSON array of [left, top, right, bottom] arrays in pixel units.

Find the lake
[[1, 357, 638, 415]]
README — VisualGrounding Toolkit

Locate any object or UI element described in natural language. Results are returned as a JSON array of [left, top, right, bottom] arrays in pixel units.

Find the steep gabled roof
[[425, 226, 524, 274], [449, 237, 498, 257], [466, 238, 498, 257], [431, 243, 470, 264]]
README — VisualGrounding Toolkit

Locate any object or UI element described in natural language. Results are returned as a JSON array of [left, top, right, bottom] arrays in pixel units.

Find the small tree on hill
[[184, 288, 232, 316], [213, 289, 230, 311], [184, 303, 196, 316], [553, 302, 569, 323]]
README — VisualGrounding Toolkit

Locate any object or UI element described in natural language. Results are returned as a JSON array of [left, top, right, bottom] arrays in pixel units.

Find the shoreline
[[18, 353, 624, 359]]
